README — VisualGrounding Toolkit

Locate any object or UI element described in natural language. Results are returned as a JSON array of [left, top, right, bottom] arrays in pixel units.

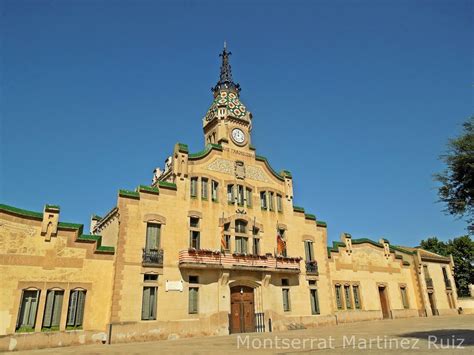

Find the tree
[[434, 116, 474, 234], [420, 236, 474, 297]]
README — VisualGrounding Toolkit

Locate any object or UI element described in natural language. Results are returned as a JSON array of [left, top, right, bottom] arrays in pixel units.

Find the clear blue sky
[[1, 0, 472, 246]]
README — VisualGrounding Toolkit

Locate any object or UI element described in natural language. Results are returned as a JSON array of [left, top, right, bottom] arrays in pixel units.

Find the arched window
[[67, 288, 87, 329], [235, 220, 247, 234], [16, 288, 40, 332], [42, 288, 64, 330]]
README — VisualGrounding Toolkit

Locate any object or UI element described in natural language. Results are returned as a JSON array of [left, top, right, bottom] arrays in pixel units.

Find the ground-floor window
[[16, 290, 40, 332], [142, 286, 157, 320], [67, 289, 86, 329], [344, 285, 352, 309], [352, 285, 361, 309], [310, 289, 320, 315], [42, 290, 64, 331], [282, 288, 291, 311], [335, 285, 343, 310], [335, 283, 361, 310], [400, 286, 409, 309], [188, 287, 199, 314]]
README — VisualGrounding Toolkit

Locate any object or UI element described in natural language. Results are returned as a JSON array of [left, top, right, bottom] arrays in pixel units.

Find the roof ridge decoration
[[327, 236, 415, 261], [0, 203, 114, 254]]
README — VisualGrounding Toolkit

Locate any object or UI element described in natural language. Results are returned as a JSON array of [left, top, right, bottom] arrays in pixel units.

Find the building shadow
[[400, 329, 474, 347]]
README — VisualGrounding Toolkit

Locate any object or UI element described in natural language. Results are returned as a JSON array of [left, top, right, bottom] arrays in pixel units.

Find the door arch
[[230, 286, 255, 333]]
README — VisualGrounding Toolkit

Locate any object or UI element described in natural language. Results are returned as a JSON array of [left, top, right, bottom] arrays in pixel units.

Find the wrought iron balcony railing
[[142, 248, 164, 266], [425, 277, 433, 288], [305, 261, 319, 275]]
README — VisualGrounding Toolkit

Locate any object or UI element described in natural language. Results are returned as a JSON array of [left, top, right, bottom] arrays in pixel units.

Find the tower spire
[[212, 42, 241, 97]]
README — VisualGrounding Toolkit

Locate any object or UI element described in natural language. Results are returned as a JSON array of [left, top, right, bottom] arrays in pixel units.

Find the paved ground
[[12, 315, 474, 354]]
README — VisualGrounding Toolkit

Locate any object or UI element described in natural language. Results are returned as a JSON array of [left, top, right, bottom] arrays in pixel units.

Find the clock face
[[231, 128, 246, 144]]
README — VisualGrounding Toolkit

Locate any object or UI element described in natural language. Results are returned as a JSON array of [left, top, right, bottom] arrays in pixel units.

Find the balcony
[[142, 248, 164, 267], [305, 261, 319, 275], [444, 278, 452, 289], [179, 249, 301, 273], [425, 277, 433, 288]]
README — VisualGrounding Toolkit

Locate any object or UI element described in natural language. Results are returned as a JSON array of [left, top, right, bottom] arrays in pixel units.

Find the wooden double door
[[230, 286, 255, 334]]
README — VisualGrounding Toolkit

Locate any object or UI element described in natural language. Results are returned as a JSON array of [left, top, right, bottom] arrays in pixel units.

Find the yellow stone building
[[0, 46, 460, 351]]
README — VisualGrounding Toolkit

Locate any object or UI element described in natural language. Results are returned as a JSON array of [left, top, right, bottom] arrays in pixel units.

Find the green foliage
[[434, 117, 474, 234], [420, 236, 474, 297]]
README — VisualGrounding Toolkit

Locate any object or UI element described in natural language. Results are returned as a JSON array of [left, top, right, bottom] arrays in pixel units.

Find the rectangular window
[[66, 290, 86, 329], [146, 223, 161, 251], [188, 287, 199, 314], [235, 220, 247, 234], [190, 177, 198, 198], [227, 185, 234, 203], [235, 236, 248, 254], [190, 217, 199, 228], [237, 185, 244, 205], [304, 240, 314, 261], [268, 192, 274, 211], [279, 229, 287, 257], [201, 178, 208, 199], [353, 285, 361, 309], [252, 238, 260, 255], [344, 285, 352, 309], [423, 265, 430, 279], [42, 290, 64, 330], [335, 285, 343, 310], [276, 194, 283, 212], [16, 290, 40, 332], [141, 287, 157, 320], [400, 286, 409, 309], [144, 274, 158, 282], [260, 191, 267, 209], [310, 289, 320, 315], [190, 230, 200, 249], [246, 188, 252, 207], [282, 288, 291, 311], [211, 180, 219, 201], [223, 223, 231, 251]]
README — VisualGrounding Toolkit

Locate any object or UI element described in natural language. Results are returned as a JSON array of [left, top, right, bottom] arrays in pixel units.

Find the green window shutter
[[282, 289, 289, 311], [304, 241, 310, 261], [142, 287, 151, 320], [51, 291, 64, 327], [150, 287, 157, 320], [189, 288, 198, 313], [18, 290, 39, 329], [27, 291, 39, 328], [42, 291, 55, 328], [146, 224, 160, 250], [67, 291, 78, 326], [75, 291, 86, 326], [335, 286, 343, 309], [310, 289, 320, 315]]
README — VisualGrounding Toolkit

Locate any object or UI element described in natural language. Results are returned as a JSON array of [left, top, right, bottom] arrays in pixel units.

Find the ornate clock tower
[[202, 43, 252, 149]]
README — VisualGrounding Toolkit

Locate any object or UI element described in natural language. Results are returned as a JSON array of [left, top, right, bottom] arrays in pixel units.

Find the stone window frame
[[188, 214, 201, 250], [188, 275, 200, 315], [41, 287, 65, 331], [333, 281, 363, 311], [398, 283, 409, 309], [224, 180, 254, 208], [219, 215, 264, 255], [12, 283, 91, 335]]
